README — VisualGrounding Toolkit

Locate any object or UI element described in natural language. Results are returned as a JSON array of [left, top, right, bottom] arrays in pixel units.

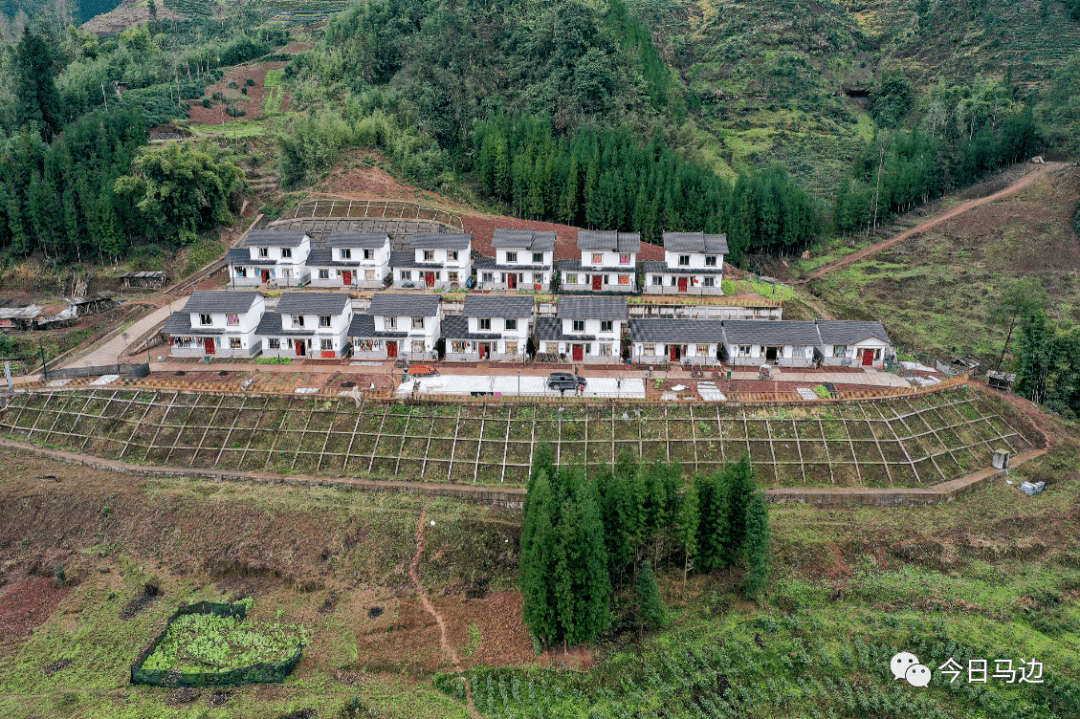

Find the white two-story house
[[349, 293, 442, 360], [559, 231, 640, 293], [721, 320, 819, 367], [442, 295, 533, 362], [162, 291, 266, 358], [814, 320, 894, 368], [628, 319, 725, 364], [227, 230, 312, 288], [389, 233, 472, 289], [256, 293, 353, 359], [307, 232, 391, 289], [644, 232, 728, 295], [535, 296, 627, 363], [474, 229, 555, 291]]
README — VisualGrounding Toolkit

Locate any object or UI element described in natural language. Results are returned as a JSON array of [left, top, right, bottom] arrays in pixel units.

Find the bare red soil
[[187, 61, 289, 127], [0, 576, 69, 644]]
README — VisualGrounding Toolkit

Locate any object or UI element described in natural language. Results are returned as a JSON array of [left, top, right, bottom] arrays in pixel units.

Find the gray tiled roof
[[491, 229, 557, 251], [306, 249, 358, 267], [441, 315, 503, 340], [409, 232, 472, 250], [642, 261, 723, 275], [226, 248, 250, 263], [255, 312, 314, 337], [721, 320, 821, 346], [535, 317, 596, 342], [348, 314, 407, 338], [629, 319, 725, 343], [275, 292, 350, 315], [815, 320, 892, 346], [183, 291, 261, 314], [326, 232, 389, 248], [557, 296, 628, 321], [462, 295, 533, 318], [162, 312, 205, 335], [388, 250, 442, 269], [577, 230, 641, 253], [368, 292, 441, 317], [244, 230, 310, 247], [662, 232, 729, 255]]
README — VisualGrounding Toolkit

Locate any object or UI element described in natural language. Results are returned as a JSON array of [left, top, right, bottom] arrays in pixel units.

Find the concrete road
[[58, 297, 187, 370], [396, 374, 647, 399]]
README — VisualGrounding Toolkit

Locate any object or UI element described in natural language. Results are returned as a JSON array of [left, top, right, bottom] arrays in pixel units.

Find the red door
[[678, 277, 688, 293], [572, 345, 584, 361], [480, 343, 489, 359], [295, 340, 305, 357], [592, 275, 602, 291], [342, 271, 352, 286], [508, 274, 517, 289], [204, 338, 215, 355], [670, 345, 679, 362], [387, 341, 397, 358], [862, 349, 874, 366], [425, 273, 436, 287], [261, 270, 270, 283]]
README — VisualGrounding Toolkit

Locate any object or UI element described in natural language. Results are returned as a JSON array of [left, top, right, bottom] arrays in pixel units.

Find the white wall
[[247, 238, 311, 265], [466, 316, 531, 342], [580, 249, 636, 268], [413, 247, 469, 267], [662, 250, 724, 270]]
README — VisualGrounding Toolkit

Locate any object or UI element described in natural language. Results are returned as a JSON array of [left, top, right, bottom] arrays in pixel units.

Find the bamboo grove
[[520, 448, 770, 648]]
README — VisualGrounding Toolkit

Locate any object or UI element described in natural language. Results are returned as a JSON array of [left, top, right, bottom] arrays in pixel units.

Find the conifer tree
[[520, 470, 558, 646], [636, 560, 665, 633], [722, 454, 754, 566], [677, 480, 699, 582], [740, 490, 771, 599]]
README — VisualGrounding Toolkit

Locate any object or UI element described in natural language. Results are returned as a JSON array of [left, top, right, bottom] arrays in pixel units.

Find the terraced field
[[0, 385, 1041, 488]]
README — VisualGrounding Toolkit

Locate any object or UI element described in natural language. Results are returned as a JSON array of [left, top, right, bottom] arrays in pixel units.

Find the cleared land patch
[[0, 386, 1041, 488]]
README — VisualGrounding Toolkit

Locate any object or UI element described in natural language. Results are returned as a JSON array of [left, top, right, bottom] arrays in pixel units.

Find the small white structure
[[536, 296, 627, 363], [350, 293, 442, 361], [162, 291, 266, 358], [256, 293, 353, 359], [721, 320, 819, 367], [643, 232, 727, 295], [628, 319, 724, 365], [390, 233, 472, 289], [307, 232, 391, 289], [559, 231, 640, 293], [442, 295, 533, 362], [814, 320, 894, 368], [475, 229, 555, 291], [228, 230, 312, 288]]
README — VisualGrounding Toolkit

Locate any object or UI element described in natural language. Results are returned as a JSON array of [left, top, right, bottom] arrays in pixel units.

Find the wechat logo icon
[[891, 652, 932, 687]]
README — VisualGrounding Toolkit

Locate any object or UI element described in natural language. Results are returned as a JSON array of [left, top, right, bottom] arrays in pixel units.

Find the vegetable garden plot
[[0, 387, 1037, 489]]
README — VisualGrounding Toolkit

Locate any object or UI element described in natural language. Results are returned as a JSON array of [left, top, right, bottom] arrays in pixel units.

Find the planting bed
[[0, 387, 1039, 488]]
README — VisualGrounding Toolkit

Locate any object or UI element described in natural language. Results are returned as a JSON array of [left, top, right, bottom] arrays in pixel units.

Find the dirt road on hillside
[[802, 162, 1068, 282]]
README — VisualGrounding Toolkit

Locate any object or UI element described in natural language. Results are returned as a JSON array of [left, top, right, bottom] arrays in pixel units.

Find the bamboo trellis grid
[[0, 386, 1033, 489], [287, 199, 465, 231]]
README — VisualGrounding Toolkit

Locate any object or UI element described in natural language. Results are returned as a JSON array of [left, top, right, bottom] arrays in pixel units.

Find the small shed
[[122, 272, 167, 290], [986, 370, 1016, 392]]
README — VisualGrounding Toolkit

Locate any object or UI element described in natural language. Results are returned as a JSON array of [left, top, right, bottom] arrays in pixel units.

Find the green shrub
[[202, 98, 212, 108], [256, 357, 292, 365], [246, 78, 255, 86], [227, 80, 239, 89]]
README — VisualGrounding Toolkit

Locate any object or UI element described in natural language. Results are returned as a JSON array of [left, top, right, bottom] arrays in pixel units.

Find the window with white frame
[[342, 249, 352, 260], [448, 271, 459, 283], [642, 343, 655, 355], [293, 315, 305, 328], [268, 338, 280, 349], [533, 273, 544, 283], [832, 345, 847, 358], [566, 273, 577, 284], [318, 269, 329, 279], [363, 249, 372, 260], [321, 339, 333, 351], [400, 271, 411, 281], [479, 318, 491, 330], [505, 318, 518, 331], [365, 270, 375, 280], [739, 345, 751, 356], [703, 277, 715, 287], [357, 339, 374, 351], [235, 266, 246, 277], [793, 346, 806, 358], [282, 248, 292, 258], [411, 340, 426, 353], [505, 341, 518, 355], [600, 343, 612, 356], [591, 253, 603, 264], [423, 250, 434, 261], [227, 314, 239, 326], [697, 344, 710, 356], [652, 275, 663, 285], [600, 320, 613, 332], [319, 316, 331, 328], [506, 251, 517, 263], [533, 252, 543, 263], [449, 250, 459, 261], [281, 269, 291, 279], [452, 341, 468, 353], [705, 255, 717, 267], [199, 313, 212, 326], [229, 337, 242, 349], [258, 247, 268, 258], [412, 317, 425, 329], [386, 317, 397, 329], [482, 272, 493, 283], [678, 255, 690, 266], [572, 320, 585, 332], [620, 253, 631, 264], [618, 275, 630, 285]]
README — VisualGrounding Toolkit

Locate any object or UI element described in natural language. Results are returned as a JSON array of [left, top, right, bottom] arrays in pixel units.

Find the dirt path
[[410, 510, 482, 718], [801, 162, 1066, 282]]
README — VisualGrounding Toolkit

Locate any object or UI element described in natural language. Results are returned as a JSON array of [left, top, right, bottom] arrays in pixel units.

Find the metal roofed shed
[[326, 232, 390, 247], [577, 230, 641, 253], [275, 292, 350, 315], [408, 233, 473, 250], [557, 296, 628, 320], [462, 295, 534, 318], [368, 292, 441, 317], [121, 271, 167, 290], [491, 229, 557, 251], [244, 230, 311, 247], [662, 232, 729, 255], [182, 291, 261, 314]]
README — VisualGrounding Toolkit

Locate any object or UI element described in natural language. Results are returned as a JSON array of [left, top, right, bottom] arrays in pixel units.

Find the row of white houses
[[164, 291, 894, 367], [227, 228, 728, 295]]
